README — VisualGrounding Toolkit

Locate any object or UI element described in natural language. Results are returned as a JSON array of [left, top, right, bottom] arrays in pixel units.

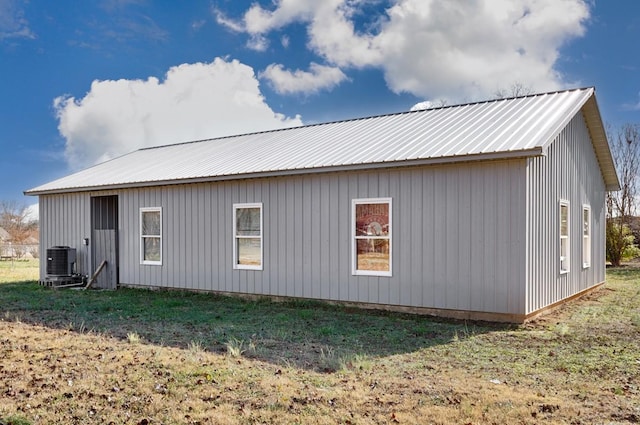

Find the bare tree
[[0, 201, 33, 245], [493, 82, 533, 99], [606, 123, 640, 266]]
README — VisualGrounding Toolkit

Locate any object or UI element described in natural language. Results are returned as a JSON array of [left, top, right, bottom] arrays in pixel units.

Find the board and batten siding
[[525, 112, 607, 314], [38, 160, 527, 317]]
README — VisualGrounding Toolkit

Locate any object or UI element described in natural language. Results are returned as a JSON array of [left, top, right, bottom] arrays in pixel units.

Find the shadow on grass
[[0, 281, 513, 372]]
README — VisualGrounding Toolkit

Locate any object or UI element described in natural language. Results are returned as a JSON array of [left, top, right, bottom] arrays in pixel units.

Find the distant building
[[26, 87, 619, 322], [0, 227, 12, 258], [0, 227, 10, 242]]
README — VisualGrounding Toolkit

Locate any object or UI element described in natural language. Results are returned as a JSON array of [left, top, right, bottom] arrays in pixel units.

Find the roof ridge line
[[138, 87, 595, 152]]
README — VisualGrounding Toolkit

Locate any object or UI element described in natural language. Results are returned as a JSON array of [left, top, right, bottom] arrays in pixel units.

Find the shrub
[[606, 221, 640, 266]]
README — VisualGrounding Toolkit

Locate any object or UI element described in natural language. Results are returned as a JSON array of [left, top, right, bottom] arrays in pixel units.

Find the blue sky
[[1, 0, 639, 212]]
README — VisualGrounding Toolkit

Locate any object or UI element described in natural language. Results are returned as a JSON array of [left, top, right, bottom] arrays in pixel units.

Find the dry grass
[[0, 263, 638, 424]]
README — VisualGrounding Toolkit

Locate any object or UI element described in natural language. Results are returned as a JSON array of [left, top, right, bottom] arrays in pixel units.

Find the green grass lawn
[[0, 258, 39, 284], [0, 275, 488, 370], [0, 265, 638, 424]]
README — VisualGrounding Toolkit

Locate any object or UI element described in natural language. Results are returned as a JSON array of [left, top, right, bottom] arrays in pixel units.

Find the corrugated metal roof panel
[[26, 87, 620, 194]]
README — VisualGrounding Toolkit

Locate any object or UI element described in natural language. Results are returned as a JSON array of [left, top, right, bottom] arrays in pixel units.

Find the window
[[352, 198, 392, 276], [560, 201, 569, 274], [233, 203, 263, 270], [140, 207, 161, 265], [583, 205, 591, 268]]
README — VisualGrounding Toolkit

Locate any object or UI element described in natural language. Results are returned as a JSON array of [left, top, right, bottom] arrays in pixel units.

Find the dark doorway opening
[[90, 196, 118, 289]]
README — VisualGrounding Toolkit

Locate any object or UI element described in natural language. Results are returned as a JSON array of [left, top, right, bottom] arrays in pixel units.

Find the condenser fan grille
[[46, 246, 76, 276]]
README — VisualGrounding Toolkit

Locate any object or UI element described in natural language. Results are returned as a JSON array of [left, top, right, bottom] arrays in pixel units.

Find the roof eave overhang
[[534, 88, 620, 192], [581, 94, 621, 191], [24, 148, 543, 196]]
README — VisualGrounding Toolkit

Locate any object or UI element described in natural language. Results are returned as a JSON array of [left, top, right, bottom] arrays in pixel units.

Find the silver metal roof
[[26, 87, 620, 195]]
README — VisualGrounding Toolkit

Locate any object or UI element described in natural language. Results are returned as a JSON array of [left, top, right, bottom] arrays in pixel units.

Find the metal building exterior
[[27, 88, 619, 322]]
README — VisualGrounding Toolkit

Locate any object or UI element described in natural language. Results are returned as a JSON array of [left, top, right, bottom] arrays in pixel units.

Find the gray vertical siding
[[38, 159, 528, 316], [39, 193, 91, 278], [92, 229, 116, 289], [526, 112, 607, 314]]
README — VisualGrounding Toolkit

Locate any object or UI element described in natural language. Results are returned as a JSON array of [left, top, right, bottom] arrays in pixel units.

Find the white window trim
[[140, 207, 162, 266], [233, 203, 263, 271], [559, 200, 570, 274], [583, 204, 591, 269], [352, 197, 392, 277]]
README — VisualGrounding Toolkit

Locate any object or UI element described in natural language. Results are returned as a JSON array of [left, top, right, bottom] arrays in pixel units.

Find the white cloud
[[260, 62, 348, 95], [242, 0, 312, 34], [247, 34, 269, 51], [54, 58, 303, 168], [212, 7, 245, 32], [213, 6, 272, 50], [376, 0, 589, 99], [0, 0, 35, 41], [410, 98, 451, 111], [237, 0, 383, 66], [220, 0, 591, 101], [410, 101, 434, 111], [281, 34, 290, 48]]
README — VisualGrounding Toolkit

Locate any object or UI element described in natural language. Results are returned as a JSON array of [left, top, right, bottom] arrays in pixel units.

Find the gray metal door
[[91, 196, 118, 289]]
